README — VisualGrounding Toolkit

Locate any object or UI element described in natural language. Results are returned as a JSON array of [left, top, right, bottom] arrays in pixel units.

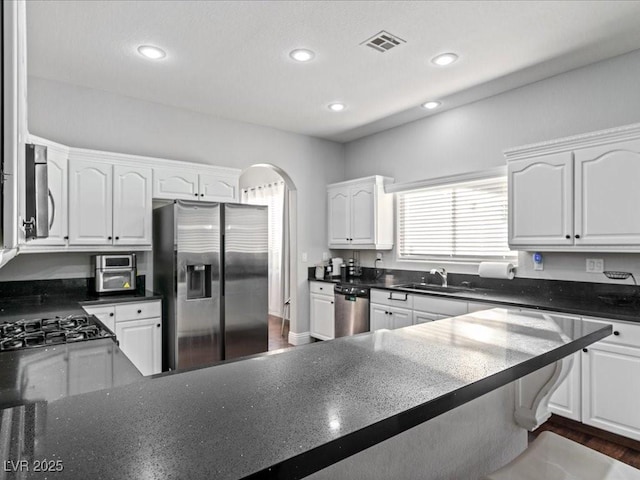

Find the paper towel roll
[[478, 262, 515, 280]]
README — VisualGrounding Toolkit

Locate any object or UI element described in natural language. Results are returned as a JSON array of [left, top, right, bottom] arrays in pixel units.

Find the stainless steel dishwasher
[[334, 284, 370, 337]]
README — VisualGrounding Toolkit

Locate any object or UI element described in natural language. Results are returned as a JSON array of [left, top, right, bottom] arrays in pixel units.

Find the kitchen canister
[[315, 265, 325, 280]]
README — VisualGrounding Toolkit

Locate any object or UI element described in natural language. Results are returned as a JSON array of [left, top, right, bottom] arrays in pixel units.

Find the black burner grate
[[0, 314, 114, 352]]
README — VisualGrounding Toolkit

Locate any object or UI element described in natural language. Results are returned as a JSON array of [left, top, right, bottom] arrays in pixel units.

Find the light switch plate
[[322, 252, 329, 261], [302, 252, 308, 262], [586, 258, 604, 273]]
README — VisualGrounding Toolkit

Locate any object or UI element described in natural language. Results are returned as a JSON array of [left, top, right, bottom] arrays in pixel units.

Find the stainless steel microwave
[[94, 254, 137, 293]]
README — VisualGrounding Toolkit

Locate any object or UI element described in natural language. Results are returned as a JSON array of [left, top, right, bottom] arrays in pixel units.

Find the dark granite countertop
[[0, 338, 143, 409], [310, 275, 640, 324], [5, 308, 610, 480]]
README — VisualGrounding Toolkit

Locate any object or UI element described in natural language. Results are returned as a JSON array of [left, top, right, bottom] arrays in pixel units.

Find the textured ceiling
[[26, 1, 640, 143]]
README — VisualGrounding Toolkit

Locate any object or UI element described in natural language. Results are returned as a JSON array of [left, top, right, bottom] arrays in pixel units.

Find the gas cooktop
[[0, 313, 115, 352]]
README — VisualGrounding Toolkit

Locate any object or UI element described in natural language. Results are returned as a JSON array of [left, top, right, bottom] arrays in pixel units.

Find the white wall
[[239, 166, 283, 189], [344, 49, 640, 282], [25, 76, 345, 334], [0, 251, 151, 281]]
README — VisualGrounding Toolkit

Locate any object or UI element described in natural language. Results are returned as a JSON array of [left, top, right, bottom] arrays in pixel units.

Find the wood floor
[[532, 415, 640, 469], [268, 314, 292, 351]]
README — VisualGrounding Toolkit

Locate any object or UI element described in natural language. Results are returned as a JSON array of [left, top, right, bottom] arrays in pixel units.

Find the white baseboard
[[288, 331, 312, 346]]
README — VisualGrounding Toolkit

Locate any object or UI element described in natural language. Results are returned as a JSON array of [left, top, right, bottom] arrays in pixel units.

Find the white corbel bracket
[[514, 355, 574, 431]]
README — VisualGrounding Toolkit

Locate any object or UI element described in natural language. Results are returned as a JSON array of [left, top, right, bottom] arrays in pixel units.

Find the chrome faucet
[[430, 268, 448, 287]]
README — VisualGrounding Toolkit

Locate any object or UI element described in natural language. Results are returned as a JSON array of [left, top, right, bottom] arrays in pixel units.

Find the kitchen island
[[1, 308, 611, 479]]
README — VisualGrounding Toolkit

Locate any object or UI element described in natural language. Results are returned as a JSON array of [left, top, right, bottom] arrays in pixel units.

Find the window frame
[[394, 170, 517, 264]]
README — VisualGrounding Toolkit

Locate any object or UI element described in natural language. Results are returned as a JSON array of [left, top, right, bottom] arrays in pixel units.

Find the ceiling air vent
[[361, 31, 406, 53]]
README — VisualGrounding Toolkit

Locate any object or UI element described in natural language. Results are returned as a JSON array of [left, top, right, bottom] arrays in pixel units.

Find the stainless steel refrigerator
[[153, 201, 268, 371]]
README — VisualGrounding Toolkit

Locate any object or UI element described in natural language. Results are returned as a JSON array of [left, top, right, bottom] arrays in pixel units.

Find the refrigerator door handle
[[221, 232, 225, 297]]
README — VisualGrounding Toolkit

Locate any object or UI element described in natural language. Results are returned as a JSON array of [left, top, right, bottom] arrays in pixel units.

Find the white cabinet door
[[328, 187, 351, 246], [68, 343, 114, 395], [116, 317, 162, 376], [370, 304, 392, 331], [199, 173, 238, 202], [388, 306, 412, 329], [349, 183, 375, 245], [27, 147, 68, 246], [413, 311, 443, 324], [153, 168, 199, 200], [549, 352, 582, 421], [68, 159, 113, 245], [372, 304, 412, 330], [582, 342, 640, 441], [113, 165, 152, 246], [574, 139, 640, 245], [310, 293, 335, 340], [82, 305, 116, 332], [508, 152, 574, 246]]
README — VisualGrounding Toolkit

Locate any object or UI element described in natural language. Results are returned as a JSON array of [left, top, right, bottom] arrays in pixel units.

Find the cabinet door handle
[[108, 236, 112, 240], [200, 193, 204, 197], [64, 236, 69, 240], [330, 301, 334, 304], [575, 234, 581, 239], [613, 331, 620, 336], [137, 309, 142, 314], [194, 193, 198, 197], [565, 235, 570, 239], [109, 313, 114, 317], [156, 324, 161, 328], [583, 348, 588, 353], [115, 236, 120, 240]]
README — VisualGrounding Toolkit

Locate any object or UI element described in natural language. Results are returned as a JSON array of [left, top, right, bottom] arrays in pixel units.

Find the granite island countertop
[[7, 308, 611, 480], [311, 276, 640, 324]]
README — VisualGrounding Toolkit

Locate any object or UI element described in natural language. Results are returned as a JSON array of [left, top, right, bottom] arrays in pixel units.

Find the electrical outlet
[[301, 252, 308, 262], [322, 252, 329, 261], [376, 252, 383, 260], [586, 258, 604, 273], [533, 252, 544, 271]]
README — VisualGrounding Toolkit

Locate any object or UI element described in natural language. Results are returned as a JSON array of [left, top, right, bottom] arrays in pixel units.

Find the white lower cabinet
[[371, 304, 412, 331], [309, 281, 335, 340], [412, 311, 443, 324], [310, 293, 335, 340], [83, 299, 162, 376], [581, 341, 640, 440], [548, 352, 582, 421], [548, 317, 640, 441], [116, 318, 162, 377]]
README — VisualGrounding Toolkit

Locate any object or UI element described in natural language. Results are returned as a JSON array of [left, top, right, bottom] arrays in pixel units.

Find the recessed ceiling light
[[421, 101, 441, 110], [137, 45, 166, 60], [328, 103, 346, 112], [431, 53, 458, 66], [289, 49, 315, 62]]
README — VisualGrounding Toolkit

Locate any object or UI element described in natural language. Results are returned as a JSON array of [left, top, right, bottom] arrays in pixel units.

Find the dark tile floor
[[532, 415, 640, 469]]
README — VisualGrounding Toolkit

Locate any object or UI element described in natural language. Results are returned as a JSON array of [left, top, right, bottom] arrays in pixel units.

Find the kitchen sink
[[390, 283, 474, 294]]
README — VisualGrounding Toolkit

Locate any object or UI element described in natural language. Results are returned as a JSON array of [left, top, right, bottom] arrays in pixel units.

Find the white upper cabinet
[[350, 182, 376, 246], [328, 186, 350, 247], [68, 155, 152, 247], [152, 166, 240, 202], [113, 165, 152, 246], [68, 159, 113, 245], [508, 152, 573, 247], [506, 122, 640, 251], [199, 173, 238, 202], [574, 139, 640, 246], [153, 168, 199, 200], [327, 176, 394, 250]]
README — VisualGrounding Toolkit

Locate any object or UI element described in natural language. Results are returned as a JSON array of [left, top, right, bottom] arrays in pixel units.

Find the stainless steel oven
[[94, 254, 137, 293]]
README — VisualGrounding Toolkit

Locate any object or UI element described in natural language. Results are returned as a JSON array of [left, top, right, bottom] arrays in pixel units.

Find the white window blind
[[398, 176, 515, 260]]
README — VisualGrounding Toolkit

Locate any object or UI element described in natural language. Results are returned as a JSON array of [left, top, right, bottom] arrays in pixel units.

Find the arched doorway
[[239, 164, 297, 349]]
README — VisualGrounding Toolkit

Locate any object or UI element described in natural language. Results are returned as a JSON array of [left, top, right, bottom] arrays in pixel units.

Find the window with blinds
[[397, 176, 515, 261]]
